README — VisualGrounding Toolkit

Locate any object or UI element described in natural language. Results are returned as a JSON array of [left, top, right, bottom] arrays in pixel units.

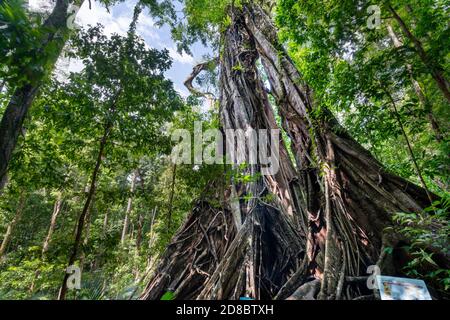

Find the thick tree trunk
[[58, 124, 110, 300], [0, 85, 39, 190], [0, 0, 83, 190], [245, 3, 434, 298], [142, 8, 305, 300], [0, 192, 27, 259], [142, 3, 436, 301]]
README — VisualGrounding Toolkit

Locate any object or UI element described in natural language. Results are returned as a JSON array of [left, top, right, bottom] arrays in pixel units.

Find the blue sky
[[31, 0, 213, 98]]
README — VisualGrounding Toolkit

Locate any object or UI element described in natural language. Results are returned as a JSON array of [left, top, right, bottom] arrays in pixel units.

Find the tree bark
[[0, 191, 27, 259], [0, 84, 39, 190], [142, 8, 305, 300], [79, 195, 95, 274], [246, 3, 434, 298], [141, 182, 238, 299]]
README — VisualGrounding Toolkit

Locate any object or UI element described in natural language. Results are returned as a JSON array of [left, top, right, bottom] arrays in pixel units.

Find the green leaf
[[161, 291, 175, 300]]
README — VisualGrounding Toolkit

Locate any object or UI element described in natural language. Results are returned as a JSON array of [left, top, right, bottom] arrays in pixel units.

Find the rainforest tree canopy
[[0, 0, 448, 300]]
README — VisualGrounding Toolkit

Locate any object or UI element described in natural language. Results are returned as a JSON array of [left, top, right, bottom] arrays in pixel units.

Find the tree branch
[[184, 57, 219, 99]]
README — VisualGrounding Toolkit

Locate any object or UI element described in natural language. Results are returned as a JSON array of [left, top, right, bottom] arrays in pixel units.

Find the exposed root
[[286, 279, 321, 300]]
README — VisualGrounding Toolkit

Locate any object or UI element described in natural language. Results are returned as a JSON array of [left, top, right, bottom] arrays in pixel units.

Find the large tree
[[141, 1, 441, 300]]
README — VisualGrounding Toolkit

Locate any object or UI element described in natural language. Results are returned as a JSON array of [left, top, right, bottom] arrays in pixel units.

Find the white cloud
[[75, 1, 131, 36], [137, 14, 159, 41], [75, 1, 159, 41], [167, 47, 195, 65], [67, 58, 84, 74], [28, 0, 53, 14]]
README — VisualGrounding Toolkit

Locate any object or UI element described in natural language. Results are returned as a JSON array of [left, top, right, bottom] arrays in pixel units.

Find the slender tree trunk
[[91, 207, 111, 272], [0, 192, 27, 259], [136, 213, 144, 253], [58, 123, 110, 300], [79, 195, 95, 274], [133, 210, 145, 281], [103, 208, 109, 235], [386, 24, 444, 142], [387, 4, 450, 103], [145, 207, 157, 267], [42, 193, 63, 255], [0, 0, 85, 191], [135, 170, 146, 253], [382, 84, 433, 204], [30, 193, 64, 293], [166, 164, 177, 233], [121, 171, 137, 245]]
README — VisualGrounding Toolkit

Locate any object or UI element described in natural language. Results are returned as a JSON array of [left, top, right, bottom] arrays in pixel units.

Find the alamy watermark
[[171, 122, 280, 175], [367, 5, 381, 29], [4, 1, 81, 30], [366, 264, 381, 289], [66, 3, 81, 30], [66, 265, 81, 290]]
